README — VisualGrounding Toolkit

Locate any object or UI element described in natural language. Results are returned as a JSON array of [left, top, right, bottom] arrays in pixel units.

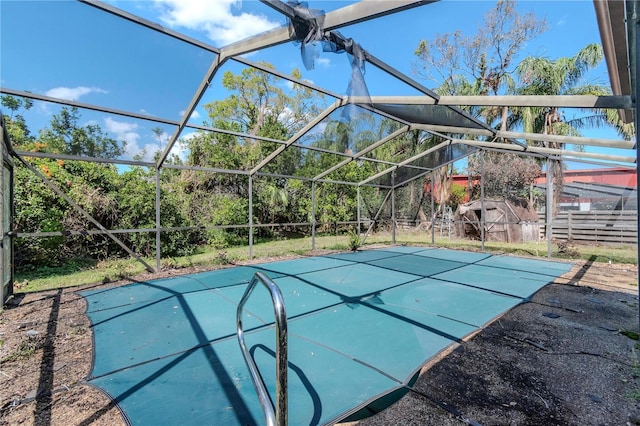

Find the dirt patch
[[0, 255, 638, 426], [0, 289, 123, 426]]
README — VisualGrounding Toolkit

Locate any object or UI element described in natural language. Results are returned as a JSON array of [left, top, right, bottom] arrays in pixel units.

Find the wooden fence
[[539, 211, 637, 244]]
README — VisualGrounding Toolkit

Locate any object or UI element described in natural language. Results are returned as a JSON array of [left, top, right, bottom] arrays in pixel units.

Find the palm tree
[[512, 43, 634, 215]]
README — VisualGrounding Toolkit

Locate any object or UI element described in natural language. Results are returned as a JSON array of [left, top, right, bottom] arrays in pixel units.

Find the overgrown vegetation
[[348, 229, 362, 251], [621, 330, 640, 341], [1, 0, 635, 276], [0, 336, 43, 364]]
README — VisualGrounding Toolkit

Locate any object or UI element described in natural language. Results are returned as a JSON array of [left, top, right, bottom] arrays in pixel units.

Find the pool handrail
[[236, 271, 288, 426]]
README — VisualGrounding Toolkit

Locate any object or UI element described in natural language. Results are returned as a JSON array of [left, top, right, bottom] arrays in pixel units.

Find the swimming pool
[[81, 247, 572, 425]]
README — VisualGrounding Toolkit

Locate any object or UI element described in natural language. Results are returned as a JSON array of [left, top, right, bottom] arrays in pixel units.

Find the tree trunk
[[500, 106, 509, 133], [544, 109, 564, 217]]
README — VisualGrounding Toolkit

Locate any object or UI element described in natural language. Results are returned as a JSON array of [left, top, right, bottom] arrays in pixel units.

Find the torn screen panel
[[372, 143, 477, 187], [372, 103, 487, 130]]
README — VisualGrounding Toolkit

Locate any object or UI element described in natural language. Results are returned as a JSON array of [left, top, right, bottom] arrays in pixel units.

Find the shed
[[454, 199, 540, 243]]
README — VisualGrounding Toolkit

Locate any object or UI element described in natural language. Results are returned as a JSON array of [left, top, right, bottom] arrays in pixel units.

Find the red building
[[448, 168, 637, 211], [450, 167, 637, 189], [533, 168, 637, 187]]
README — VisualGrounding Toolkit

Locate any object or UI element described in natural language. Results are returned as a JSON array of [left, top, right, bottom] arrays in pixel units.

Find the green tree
[[13, 156, 123, 267], [412, 0, 548, 215], [183, 63, 324, 235], [414, 0, 547, 128], [7, 107, 156, 266], [114, 166, 195, 257], [468, 151, 541, 200], [39, 107, 124, 158], [1, 95, 35, 147], [515, 43, 633, 139], [513, 43, 634, 214]]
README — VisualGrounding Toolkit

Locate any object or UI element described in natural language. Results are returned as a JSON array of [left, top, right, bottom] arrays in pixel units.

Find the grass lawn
[[12, 231, 638, 293]]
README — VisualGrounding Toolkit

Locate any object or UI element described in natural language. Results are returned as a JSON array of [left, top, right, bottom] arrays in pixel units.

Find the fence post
[[430, 171, 435, 245], [480, 152, 485, 252], [249, 175, 253, 260], [391, 171, 396, 245], [357, 186, 361, 238], [155, 168, 161, 272], [568, 211, 572, 240], [311, 182, 316, 251], [546, 158, 554, 258]]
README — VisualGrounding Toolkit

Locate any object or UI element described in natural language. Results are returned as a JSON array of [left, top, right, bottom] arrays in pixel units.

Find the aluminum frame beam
[[553, 156, 637, 169], [413, 123, 635, 149], [0, 116, 14, 305], [80, 0, 220, 54], [546, 158, 554, 257], [594, 0, 634, 122], [220, 1, 436, 60], [0, 88, 297, 149], [313, 126, 410, 181], [5, 86, 632, 184], [364, 94, 632, 109], [0, 87, 181, 127], [498, 130, 635, 149], [250, 99, 343, 175], [1, 88, 440, 168], [451, 138, 636, 164], [360, 189, 393, 246], [359, 139, 452, 186], [158, 56, 223, 168], [14, 150, 156, 168]]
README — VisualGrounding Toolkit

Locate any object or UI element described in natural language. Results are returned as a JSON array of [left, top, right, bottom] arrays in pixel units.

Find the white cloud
[[177, 131, 198, 162], [104, 117, 143, 157], [154, 0, 281, 46], [135, 143, 164, 163], [316, 57, 331, 68], [104, 117, 139, 144], [278, 106, 295, 126], [103, 119, 184, 162], [179, 109, 201, 121], [285, 78, 315, 90], [45, 86, 107, 101], [179, 132, 198, 143]]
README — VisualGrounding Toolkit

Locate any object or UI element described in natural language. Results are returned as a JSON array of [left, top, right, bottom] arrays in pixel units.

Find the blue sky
[[0, 0, 633, 168]]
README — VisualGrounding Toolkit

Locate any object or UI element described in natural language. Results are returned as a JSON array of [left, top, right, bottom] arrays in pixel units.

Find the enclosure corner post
[[546, 157, 554, 258], [632, 0, 640, 332], [311, 181, 316, 251], [430, 171, 435, 245], [0, 117, 13, 306], [391, 171, 396, 245], [357, 186, 361, 238], [155, 167, 161, 272], [249, 175, 254, 260], [480, 152, 486, 252]]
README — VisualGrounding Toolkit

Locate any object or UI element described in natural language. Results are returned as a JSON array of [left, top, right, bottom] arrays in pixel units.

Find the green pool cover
[[80, 248, 572, 425]]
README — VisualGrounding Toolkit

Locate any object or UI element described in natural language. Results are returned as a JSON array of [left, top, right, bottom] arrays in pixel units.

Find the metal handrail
[[237, 272, 288, 426]]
